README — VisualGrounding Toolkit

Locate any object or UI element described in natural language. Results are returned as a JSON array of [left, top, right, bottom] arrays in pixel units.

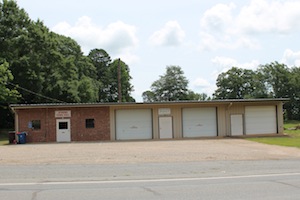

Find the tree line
[[142, 63, 300, 121], [0, 0, 134, 127], [213, 62, 300, 120], [142, 66, 208, 102], [0, 0, 134, 105]]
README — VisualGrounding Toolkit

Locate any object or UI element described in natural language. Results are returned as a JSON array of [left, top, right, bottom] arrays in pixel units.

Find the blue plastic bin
[[17, 132, 27, 144]]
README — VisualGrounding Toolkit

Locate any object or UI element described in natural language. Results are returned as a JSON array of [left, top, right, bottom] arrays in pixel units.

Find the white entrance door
[[231, 114, 244, 136], [159, 117, 173, 139], [56, 119, 71, 142]]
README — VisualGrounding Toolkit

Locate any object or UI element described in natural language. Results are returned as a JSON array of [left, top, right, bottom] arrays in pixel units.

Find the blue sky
[[17, 0, 300, 101]]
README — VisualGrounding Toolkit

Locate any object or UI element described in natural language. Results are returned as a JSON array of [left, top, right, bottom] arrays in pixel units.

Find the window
[[32, 120, 41, 130], [59, 122, 68, 130], [86, 119, 95, 128]]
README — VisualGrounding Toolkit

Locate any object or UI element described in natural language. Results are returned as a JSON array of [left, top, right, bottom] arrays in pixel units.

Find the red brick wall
[[16, 107, 110, 143], [17, 109, 48, 143], [71, 107, 110, 141]]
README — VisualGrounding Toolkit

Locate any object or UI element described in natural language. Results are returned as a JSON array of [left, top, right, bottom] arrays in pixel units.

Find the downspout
[[227, 102, 233, 110], [226, 103, 233, 136], [9, 106, 19, 134], [277, 102, 284, 135], [45, 108, 48, 142]]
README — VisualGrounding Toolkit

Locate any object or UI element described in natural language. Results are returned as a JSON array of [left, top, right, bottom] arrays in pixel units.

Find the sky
[[16, 0, 300, 102]]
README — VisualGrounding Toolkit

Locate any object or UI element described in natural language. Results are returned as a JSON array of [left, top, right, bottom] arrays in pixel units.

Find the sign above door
[[55, 110, 71, 118]]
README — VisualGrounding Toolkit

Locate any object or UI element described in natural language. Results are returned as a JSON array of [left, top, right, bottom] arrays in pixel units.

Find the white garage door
[[182, 107, 217, 137], [116, 109, 152, 140], [245, 106, 277, 135]]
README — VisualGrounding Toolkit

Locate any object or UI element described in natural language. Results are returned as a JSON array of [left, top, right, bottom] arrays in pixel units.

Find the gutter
[[9, 98, 290, 110]]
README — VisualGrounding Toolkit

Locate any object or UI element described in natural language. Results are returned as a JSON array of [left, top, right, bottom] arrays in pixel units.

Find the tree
[[213, 67, 268, 99], [88, 49, 111, 101], [0, 60, 17, 129], [0, 0, 31, 60], [88, 49, 136, 103], [0, 1, 101, 103], [0, 0, 137, 105], [88, 49, 111, 79], [101, 59, 135, 102], [143, 66, 195, 102], [186, 91, 209, 101], [0, 0, 40, 102], [289, 67, 300, 120], [257, 62, 295, 119], [142, 90, 156, 102], [257, 62, 291, 98], [0, 60, 20, 103], [78, 76, 99, 103]]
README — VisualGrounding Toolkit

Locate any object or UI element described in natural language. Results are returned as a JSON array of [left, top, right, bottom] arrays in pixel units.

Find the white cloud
[[282, 49, 300, 67], [211, 56, 239, 69], [193, 78, 211, 88], [52, 16, 139, 61], [191, 77, 216, 97], [199, 2, 258, 50], [149, 21, 185, 46], [237, 0, 300, 34], [199, 31, 260, 51], [116, 51, 140, 65], [200, 2, 236, 34], [211, 56, 259, 80], [211, 56, 259, 69], [199, 0, 300, 50]]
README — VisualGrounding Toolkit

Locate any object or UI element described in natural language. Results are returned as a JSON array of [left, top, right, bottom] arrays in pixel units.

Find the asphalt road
[[1, 172, 300, 200], [1, 159, 300, 200]]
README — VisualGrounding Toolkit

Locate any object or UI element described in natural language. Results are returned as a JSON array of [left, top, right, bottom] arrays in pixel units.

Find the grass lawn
[[0, 129, 12, 145], [247, 120, 300, 148]]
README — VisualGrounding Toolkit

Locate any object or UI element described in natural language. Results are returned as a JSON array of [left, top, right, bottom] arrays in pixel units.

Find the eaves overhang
[[9, 98, 290, 111]]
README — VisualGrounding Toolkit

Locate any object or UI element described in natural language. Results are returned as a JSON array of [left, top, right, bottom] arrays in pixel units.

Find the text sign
[[55, 110, 71, 118], [158, 108, 171, 115]]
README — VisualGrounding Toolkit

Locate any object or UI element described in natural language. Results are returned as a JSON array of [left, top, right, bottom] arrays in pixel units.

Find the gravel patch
[[1, 139, 300, 165]]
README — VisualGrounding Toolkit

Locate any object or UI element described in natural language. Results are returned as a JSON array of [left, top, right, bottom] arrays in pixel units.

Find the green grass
[[247, 120, 300, 148], [0, 129, 12, 145]]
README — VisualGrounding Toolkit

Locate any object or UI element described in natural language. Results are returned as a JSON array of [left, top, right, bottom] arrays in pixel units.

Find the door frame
[[245, 106, 277, 135], [56, 118, 71, 142], [159, 116, 173, 139], [115, 109, 153, 140], [230, 114, 244, 136], [182, 107, 217, 137]]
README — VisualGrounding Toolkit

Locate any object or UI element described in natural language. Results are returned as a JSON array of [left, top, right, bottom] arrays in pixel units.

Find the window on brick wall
[[32, 120, 41, 130], [86, 119, 95, 128]]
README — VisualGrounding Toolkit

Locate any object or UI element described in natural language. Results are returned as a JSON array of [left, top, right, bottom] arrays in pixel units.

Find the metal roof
[[9, 98, 289, 110]]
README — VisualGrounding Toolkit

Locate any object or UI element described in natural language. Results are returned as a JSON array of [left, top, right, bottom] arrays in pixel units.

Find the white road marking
[[1, 172, 300, 186]]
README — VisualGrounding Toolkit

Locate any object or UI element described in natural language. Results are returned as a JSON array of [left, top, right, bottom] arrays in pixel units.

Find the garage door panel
[[245, 106, 277, 135], [183, 107, 217, 137], [116, 109, 152, 140]]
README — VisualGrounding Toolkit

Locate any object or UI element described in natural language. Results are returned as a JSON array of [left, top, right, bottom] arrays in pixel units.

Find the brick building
[[10, 99, 288, 143]]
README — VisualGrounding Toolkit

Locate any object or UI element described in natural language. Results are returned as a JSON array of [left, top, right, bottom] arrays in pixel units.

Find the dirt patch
[[1, 139, 300, 165]]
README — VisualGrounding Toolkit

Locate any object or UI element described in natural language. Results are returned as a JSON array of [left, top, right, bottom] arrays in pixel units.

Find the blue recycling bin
[[17, 132, 27, 144]]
